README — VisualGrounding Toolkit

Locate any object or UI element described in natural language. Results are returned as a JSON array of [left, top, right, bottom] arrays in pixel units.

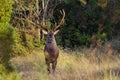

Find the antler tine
[[41, 25, 49, 32], [39, 23, 49, 32], [54, 9, 65, 31]]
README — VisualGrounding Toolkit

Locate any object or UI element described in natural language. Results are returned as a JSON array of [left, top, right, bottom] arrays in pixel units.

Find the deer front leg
[[45, 58, 50, 74], [52, 60, 57, 74]]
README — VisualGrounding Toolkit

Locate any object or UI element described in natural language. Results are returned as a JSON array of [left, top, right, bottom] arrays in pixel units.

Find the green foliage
[[0, 27, 21, 80], [12, 30, 44, 56], [10, 0, 44, 52], [0, 64, 21, 80], [0, 23, 14, 41], [12, 29, 28, 56], [33, 39, 44, 47], [64, 0, 74, 4], [12, 43, 28, 56], [0, 0, 14, 40], [54, 0, 113, 48], [25, 34, 35, 49], [0, 0, 14, 63], [54, 0, 102, 48], [0, 23, 15, 66], [10, 0, 117, 49], [0, 1, 21, 79], [0, 0, 13, 23]]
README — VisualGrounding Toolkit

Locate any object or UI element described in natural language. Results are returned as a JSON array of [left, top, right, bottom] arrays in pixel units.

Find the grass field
[[10, 48, 120, 80]]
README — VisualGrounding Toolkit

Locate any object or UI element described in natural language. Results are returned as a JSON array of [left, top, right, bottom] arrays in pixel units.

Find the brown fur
[[43, 31, 59, 74]]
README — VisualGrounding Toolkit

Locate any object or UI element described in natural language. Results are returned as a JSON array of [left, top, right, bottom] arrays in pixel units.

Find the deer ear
[[54, 30, 59, 35], [41, 26, 49, 35], [42, 30, 48, 35]]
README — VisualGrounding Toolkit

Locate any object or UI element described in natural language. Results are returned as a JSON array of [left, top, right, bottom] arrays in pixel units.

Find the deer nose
[[47, 37, 53, 43]]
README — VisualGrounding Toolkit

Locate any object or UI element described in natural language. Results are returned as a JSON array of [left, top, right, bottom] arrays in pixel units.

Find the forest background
[[0, 0, 120, 80]]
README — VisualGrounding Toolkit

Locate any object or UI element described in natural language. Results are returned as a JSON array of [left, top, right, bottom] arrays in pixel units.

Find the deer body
[[44, 31, 59, 73], [44, 31, 59, 62]]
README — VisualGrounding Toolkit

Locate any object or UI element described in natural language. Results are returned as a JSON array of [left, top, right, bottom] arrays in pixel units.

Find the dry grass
[[10, 48, 120, 80]]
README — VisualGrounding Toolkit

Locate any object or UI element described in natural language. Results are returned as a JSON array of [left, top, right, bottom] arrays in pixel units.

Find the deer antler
[[36, 22, 49, 32], [41, 25, 49, 32], [54, 9, 65, 31]]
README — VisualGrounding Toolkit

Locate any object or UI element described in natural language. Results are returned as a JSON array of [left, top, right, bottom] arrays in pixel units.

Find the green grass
[[0, 64, 21, 80], [10, 48, 120, 80]]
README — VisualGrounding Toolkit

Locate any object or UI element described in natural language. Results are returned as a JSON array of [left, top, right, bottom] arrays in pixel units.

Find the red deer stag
[[41, 9, 65, 74]]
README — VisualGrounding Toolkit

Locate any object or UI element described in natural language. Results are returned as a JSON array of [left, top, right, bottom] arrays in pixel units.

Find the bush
[[0, 64, 21, 80], [0, 23, 14, 64], [0, 0, 14, 63], [12, 29, 29, 56]]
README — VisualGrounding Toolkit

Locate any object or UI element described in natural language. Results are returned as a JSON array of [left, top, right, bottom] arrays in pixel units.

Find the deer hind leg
[[52, 60, 57, 74]]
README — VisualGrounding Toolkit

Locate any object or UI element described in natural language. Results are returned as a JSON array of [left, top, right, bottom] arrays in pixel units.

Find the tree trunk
[[36, 0, 41, 40], [40, 0, 50, 41]]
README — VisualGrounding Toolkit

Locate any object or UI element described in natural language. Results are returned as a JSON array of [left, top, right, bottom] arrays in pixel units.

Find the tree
[[53, 0, 113, 49]]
